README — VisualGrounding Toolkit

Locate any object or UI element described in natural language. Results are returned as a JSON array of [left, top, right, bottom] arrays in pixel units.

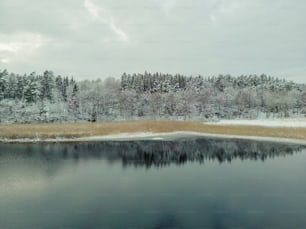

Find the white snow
[[208, 118, 306, 127], [1, 131, 306, 145]]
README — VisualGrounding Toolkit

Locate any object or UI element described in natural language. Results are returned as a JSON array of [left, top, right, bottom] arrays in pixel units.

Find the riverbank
[[0, 120, 306, 144]]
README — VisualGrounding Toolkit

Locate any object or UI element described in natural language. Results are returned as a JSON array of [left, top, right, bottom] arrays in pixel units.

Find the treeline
[[0, 69, 77, 102], [0, 69, 305, 123], [0, 69, 79, 122], [121, 72, 300, 93]]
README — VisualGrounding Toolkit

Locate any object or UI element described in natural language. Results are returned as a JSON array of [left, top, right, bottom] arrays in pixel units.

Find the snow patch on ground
[[0, 131, 306, 145], [208, 118, 306, 127]]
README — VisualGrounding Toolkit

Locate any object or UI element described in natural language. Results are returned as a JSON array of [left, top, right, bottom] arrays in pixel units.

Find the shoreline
[[1, 131, 306, 145], [0, 120, 306, 145]]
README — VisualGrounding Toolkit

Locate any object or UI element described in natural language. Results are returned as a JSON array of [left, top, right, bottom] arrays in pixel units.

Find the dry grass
[[0, 120, 305, 140]]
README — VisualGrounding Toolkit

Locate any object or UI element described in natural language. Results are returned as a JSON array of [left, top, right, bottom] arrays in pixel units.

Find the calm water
[[0, 138, 306, 229]]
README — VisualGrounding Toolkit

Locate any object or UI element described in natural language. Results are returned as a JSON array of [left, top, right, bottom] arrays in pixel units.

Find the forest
[[0, 69, 305, 123]]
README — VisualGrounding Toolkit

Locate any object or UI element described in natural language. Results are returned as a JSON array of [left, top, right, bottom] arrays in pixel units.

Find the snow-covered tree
[[0, 70, 8, 100], [38, 70, 55, 101], [68, 83, 80, 120], [24, 73, 37, 103], [0, 70, 305, 123]]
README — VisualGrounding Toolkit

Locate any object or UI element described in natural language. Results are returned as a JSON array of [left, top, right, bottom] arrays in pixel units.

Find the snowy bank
[[208, 118, 306, 127], [0, 131, 306, 145]]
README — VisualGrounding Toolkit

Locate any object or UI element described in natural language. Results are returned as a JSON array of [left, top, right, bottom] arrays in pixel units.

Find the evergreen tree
[[24, 74, 37, 103], [7, 74, 17, 99], [38, 71, 55, 101], [62, 77, 69, 102], [0, 69, 8, 100], [15, 75, 24, 100], [68, 83, 80, 120]]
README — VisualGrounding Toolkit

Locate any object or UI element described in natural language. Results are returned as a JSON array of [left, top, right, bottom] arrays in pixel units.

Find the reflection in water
[[0, 138, 304, 168], [0, 138, 306, 229]]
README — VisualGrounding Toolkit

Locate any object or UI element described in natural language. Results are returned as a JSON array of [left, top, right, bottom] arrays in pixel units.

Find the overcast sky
[[0, 0, 305, 82]]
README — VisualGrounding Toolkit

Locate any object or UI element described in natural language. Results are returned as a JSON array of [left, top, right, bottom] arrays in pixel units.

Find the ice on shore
[[1, 131, 306, 146]]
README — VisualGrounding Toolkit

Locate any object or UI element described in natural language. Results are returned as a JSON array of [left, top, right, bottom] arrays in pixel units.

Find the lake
[[0, 138, 306, 229]]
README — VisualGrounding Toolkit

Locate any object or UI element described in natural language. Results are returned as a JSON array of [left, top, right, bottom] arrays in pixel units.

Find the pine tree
[[62, 77, 69, 102], [121, 72, 128, 90], [24, 74, 37, 103], [0, 69, 8, 100], [55, 75, 64, 101], [7, 74, 17, 99], [15, 75, 24, 100], [38, 71, 55, 101], [69, 83, 80, 120]]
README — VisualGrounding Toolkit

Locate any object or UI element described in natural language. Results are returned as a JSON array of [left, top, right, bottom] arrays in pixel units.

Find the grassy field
[[0, 120, 306, 140]]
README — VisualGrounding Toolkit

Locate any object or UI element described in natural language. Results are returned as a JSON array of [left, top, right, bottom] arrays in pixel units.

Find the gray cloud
[[0, 0, 305, 83]]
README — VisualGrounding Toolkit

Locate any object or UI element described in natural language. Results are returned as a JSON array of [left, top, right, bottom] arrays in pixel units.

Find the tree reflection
[[0, 138, 304, 168]]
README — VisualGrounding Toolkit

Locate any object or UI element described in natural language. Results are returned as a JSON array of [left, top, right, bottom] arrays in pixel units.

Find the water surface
[[0, 138, 306, 229]]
